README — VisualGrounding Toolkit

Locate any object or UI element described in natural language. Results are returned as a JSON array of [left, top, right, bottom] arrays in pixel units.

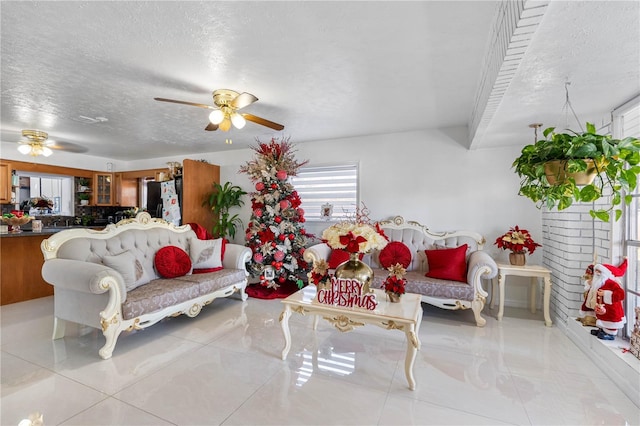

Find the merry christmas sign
[[316, 277, 377, 310]]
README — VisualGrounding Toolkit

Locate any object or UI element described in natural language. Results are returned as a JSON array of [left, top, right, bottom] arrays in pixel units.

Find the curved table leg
[[497, 272, 505, 321], [543, 276, 552, 327], [280, 305, 292, 360], [404, 326, 420, 390]]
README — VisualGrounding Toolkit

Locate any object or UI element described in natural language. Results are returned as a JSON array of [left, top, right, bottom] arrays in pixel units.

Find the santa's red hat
[[595, 258, 628, 279]]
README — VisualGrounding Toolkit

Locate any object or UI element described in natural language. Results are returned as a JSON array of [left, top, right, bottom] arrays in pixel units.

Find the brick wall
[[542, 195, 613, 324]]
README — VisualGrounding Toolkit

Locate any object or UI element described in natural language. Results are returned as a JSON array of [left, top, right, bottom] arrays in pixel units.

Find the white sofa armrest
[[222, 243, 252, 273], [303, 243, 332, 264], [466, 250, 498, 298], [42, 258, 127, 297]]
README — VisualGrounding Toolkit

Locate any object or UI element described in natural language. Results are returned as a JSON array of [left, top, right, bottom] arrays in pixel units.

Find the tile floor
[[1, 293, 639, 425]]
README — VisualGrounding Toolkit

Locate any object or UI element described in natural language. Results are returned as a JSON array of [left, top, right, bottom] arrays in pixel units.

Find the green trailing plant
[[206, 181, 247, 239], [513, 122, 640, 222]]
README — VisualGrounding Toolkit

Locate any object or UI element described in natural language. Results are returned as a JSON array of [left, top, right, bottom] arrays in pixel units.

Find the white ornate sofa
[[303, 216, 498, 326], [41, 212, 251, 359]]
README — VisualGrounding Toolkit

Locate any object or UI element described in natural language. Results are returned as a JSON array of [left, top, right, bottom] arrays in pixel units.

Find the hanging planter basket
[[543, 159, 598, 186]]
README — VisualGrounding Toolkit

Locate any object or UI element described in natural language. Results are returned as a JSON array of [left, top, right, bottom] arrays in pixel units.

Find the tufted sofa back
[[55, 227, 197, 281], [371, 216, 485, 272]]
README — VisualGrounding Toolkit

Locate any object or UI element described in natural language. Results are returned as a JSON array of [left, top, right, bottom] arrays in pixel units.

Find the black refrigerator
[[146, 177, 183, 223]]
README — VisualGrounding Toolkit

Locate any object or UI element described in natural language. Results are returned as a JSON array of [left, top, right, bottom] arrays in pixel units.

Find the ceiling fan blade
[[230, 92, 258, 110], [205, 122, 218, 131], [154, 97, 215, 110], [242, 113, 285, 131]]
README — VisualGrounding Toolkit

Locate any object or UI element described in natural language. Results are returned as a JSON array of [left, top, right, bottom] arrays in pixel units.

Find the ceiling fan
[[15, 130, 87, 157], [154, 89, 285, 132]]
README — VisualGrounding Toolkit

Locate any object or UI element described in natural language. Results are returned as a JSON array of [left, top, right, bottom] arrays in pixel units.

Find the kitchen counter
[[0, 226, 104, 237], [0, 227, 104, 305]]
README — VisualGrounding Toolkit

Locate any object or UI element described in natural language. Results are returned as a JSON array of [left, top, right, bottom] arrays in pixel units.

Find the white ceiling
[[1, 1, 638, 161]]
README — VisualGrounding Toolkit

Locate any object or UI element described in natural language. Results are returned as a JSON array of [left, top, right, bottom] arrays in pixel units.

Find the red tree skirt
[[245, 280, 301, 299]]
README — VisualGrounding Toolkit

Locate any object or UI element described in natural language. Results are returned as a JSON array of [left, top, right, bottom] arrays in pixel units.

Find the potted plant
[[77, 177, 91, 192], [513, 122, 640, 222], [206, 181, 247, 239], [78, 193, 90, 205]]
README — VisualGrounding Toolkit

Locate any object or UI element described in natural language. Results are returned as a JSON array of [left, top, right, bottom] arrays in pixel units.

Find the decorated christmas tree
[[239, 137, 312, 289]]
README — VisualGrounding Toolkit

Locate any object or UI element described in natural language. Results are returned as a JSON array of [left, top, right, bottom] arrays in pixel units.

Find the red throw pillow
[[328, 249, 363, 269], [424, 244, 468, 283], [378, 241, 412, 269], [155, 246, 192, 278]]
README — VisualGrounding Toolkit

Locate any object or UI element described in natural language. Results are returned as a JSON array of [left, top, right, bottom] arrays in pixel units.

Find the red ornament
[[278, 276, 286, 283], [271, 183, 278, 190], [274, 216, 282, 223], [288, 233, 295, 240], [271, 242, 277, 248], [255, 182, 265, 191], [276, 170, 288, 180], [278, 234, 286, 241], [260, 275, 265, 280]]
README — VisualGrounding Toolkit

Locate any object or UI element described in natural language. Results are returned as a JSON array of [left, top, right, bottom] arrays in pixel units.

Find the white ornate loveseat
[[41, 212, 251, 359], [304, 216, 498, 326]]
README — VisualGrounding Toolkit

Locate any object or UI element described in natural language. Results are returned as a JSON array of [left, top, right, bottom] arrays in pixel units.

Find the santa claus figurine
[[577, 264, 596, 326], [588, 259, 627, 341]]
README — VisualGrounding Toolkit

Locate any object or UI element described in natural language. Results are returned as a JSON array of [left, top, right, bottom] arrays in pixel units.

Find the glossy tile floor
[[2, 294, 639, 426]]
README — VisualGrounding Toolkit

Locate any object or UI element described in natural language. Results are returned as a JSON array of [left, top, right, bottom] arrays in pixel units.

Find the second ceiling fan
[[154, 89, 284, 132]]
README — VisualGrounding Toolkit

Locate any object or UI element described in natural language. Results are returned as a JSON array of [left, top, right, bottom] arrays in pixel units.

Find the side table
[[491, 262, 552, 326]]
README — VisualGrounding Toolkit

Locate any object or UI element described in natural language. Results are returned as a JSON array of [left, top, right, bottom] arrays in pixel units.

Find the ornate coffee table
[[279, 286, 423, 390]]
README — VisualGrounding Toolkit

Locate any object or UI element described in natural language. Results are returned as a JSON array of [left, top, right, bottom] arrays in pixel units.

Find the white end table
[[490, 262, 552, 326]]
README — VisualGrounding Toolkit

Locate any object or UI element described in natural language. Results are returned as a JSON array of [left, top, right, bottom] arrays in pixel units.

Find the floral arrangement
[[494, 225, 541, 254], [30, 197, 53, 209], [383, 263, 407, 295], [321, 203, 388, 254], [308, 259, 331, 288]]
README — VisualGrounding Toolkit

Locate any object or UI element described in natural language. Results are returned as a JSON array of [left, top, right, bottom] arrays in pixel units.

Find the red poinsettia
[[494, 226, 541, 255], [383, 264, 407, 295], [339, 231, 368, 254]]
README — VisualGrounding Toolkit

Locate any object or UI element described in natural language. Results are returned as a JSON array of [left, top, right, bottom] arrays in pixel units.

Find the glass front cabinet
[[93, 173, 113, 206]]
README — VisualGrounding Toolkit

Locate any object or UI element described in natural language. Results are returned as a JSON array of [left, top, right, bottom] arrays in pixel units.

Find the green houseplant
[[206, 181, 247, 239], [513, 122, 640, 222]]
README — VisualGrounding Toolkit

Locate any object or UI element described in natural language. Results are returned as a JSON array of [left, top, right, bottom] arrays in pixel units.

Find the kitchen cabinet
[[1, 233, 54, 305], [93, 173, 113, 205], [0, 162, 12, 203], [114, 173, 138, 207]]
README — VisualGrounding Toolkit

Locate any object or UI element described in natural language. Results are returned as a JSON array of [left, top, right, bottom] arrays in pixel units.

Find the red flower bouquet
[[383, 264, 407, 295], [494, 226, 541, 254]]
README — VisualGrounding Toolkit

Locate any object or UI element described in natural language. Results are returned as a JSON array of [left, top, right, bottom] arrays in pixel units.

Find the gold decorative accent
[[100, 314, 119, 332], [125, 318, 142, 331], [279, 311, 285, 322], [292, 306, 307, 315], [324, 315, 365, 332], [187, 303, 202, 317], [407, 331, 419, 349], [382, 320, 405, 331]]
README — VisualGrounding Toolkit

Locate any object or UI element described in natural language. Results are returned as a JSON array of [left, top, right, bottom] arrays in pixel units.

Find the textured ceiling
[[1, 1, 638, 161]]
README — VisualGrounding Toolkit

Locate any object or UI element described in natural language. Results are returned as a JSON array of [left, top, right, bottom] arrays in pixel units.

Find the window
[[17, 172, 73, 216], [617, 96, 640, 338], [290, 164, 358, 221]]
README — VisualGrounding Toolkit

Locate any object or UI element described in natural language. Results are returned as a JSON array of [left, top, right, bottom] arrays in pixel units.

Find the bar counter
[[0, 227, 103, 305]]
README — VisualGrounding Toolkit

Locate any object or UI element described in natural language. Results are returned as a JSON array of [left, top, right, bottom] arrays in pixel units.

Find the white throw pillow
[[190, 238, 223, 269], [103, 250, 150, 291]]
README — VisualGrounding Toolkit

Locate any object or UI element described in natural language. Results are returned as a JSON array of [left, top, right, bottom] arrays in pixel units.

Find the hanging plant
[[513, 122, 640, 222]]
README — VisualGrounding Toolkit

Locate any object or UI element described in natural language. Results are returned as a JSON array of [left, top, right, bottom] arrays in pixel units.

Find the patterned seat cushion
[[372, 269, 474, 301]]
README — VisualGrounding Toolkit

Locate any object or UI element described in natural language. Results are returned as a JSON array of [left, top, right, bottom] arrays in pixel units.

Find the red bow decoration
[[339, 231, 367, 253]]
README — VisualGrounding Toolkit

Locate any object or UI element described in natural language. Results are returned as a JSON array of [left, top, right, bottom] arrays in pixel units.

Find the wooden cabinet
[[0, 162, 12, 203], [181, 159, 220, 231], [93, 173, 113, 205], [114, 173, 138, 207], [1, 234, 54, 305]]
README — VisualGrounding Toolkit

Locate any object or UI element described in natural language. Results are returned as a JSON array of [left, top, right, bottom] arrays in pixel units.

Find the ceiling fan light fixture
[[209, 109, 225, 125], [42, 146, 53, 157], [219, 118, 232, 132], [230, 112, 246, 129], [17, 144, 32, 155]]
